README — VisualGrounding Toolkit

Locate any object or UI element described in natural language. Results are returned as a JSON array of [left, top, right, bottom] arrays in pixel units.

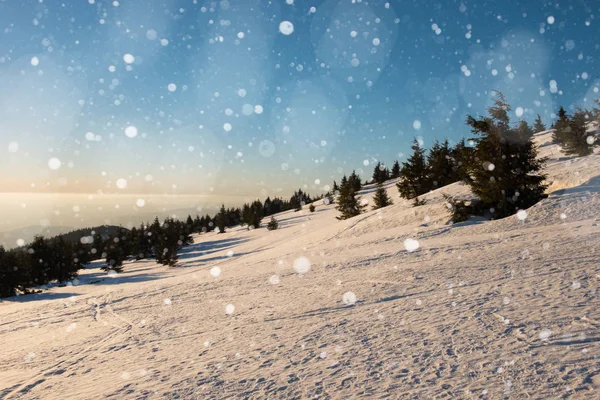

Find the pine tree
[[216, 204, 227, 233], [533, 114, 546, 133], [464, 92, 548, 219], [561, 110, 596, 156], [552, 106, 570, 145], [391, 160, 401, 179], [372, 183, 393, 210], [348, 170, 362, 192], [0, 246, 20, 298], [372, 162, 390, 184], [103, 235, 125, 273], [309, 204, 316, 212], [28, 236, 53, 285], [427, 138, 457, 189], [332, 180, 339, 193], [336, 178, 366, 220], [450, 138, 474, 181], [250, 200, 264, 228], [157, 217, 181, 267], [266, 216, 279, 231], [396, 138, 431, 200]]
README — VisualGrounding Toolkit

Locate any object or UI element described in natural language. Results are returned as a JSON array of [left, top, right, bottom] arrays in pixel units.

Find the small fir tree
[[533, 114, 546, 133], [309, 204, 316, 212], [266, 216, 279, 231], [372, 183, 393, 210]]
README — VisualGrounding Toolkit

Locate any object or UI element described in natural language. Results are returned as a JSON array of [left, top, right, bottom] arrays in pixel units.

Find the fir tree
[[391, 160, 401, 179], [372, 183, 393, 210], [216, 204, 227, 233], [0, 246, 20, 298], [552, 106, 570, 145], [533, 114, 546, 133], [336, 178, 366, 220], [157, 217, 181, 267], [348, 170, 362, 192], [103, 235, 125, 273], [396, 138, 431, 200], [309, 204, 316, 212], [427, 138, 457, 189], [450, 138, 474, 181], [464, 92, 548, 219], [372, 162, 390, 184], [561, 110, 596, 156], [332, 180, 339, 193], [266, 216, 279, 231]]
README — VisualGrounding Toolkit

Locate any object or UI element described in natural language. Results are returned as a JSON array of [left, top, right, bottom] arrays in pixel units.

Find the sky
[[0, 0, 599, 235]]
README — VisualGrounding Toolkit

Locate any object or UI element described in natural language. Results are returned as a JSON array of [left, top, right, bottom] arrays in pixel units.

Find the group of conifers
[[1, 93, 598, 298]]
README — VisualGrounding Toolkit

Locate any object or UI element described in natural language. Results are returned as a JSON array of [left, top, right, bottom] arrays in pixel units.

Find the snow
[[2, 140, 600, 398], [278, 21, 294, 35], [47, 157, 61, 170]]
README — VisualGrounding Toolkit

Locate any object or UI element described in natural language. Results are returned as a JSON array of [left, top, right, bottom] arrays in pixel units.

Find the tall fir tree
[[390, 160, 401, 179], [533, 114, 546, 133], [560, 110, 596, 156], [396, 138, 431, 200], [552, 106, 570, 145], [464, 92, 548, 219], [427, 138, 458, 189], [216, 204, 227, 233], [372, 162, 390, 184], [372, 183, 393, 210], [336, 178, 366, 220], [348, 170, 362, 192]]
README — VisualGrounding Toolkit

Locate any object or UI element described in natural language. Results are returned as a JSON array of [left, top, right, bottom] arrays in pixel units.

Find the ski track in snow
[[1, 131, 600, 399]]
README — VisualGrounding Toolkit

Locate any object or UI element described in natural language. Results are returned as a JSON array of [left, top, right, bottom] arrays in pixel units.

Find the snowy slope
[[1, 138, 600, 399]]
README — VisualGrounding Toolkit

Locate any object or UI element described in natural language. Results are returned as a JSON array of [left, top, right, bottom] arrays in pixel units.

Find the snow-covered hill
[[1, 135, 600, 399]]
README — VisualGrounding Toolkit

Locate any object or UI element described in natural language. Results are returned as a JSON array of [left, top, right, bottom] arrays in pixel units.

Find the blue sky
[[0, 0, 598, 203]]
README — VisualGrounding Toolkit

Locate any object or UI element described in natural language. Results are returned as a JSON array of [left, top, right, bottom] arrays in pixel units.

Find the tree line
[[0, 188, 320, 298], [333, 94, 599, 223]]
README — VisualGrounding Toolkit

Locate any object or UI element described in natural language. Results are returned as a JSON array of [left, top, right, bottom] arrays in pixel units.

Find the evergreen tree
[[450, 138, 474, 181], [560, 110, 596, 156], [372, 162, 390, 184], [309, 204, 316, 212], [266, 216, 279, 231], [51, 237, 78, 283], [250, 200, 264, 228], [396, 138, 431, 200], [372, 183, 393, 210], [427, 138, 457, 189], [533, 114, 546, 133], [348, 170, 362, 192], [185, 215, 194, 236], [464, 92, 548, 219], [156, 217, 181, 267], [28, 236, 53, 285], [0, 246, 21, 298], [216, 205, 227, 233], [552, 106, 570, 145], [103, 235, 125, 273], [391, 160, 401, 178], [332, 180, 339, 193], [336, 178, 366, 220]]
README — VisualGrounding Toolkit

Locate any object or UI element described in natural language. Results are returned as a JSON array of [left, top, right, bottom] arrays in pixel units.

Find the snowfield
[[1, 131, 600, 399]]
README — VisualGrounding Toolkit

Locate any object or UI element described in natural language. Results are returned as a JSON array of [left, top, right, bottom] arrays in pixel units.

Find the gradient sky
[[1, 0, 599, 233]]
